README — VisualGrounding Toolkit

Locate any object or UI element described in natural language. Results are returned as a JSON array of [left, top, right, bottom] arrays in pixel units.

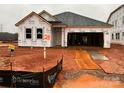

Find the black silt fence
[[0, 70, 11, 87], [43, 59, 62, 88], [0, 57, 63, 88], [12, 71, 43, 88]]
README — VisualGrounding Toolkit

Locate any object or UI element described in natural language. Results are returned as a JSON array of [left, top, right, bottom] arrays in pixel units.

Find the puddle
[[88, 51, 109, 61]]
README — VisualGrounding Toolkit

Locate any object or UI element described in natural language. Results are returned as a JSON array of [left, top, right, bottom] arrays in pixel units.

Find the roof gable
[[54, 12, 112, 27], [107, 4, 124, 23], [15, 11, 51, 26], [39, 10, 59, 21]]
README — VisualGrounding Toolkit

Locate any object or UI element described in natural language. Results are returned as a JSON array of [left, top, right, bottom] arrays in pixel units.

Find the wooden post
[[43, 47, 46, 59]]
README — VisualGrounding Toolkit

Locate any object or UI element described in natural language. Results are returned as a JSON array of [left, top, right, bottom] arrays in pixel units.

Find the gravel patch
[[64, 69, 124, 82]]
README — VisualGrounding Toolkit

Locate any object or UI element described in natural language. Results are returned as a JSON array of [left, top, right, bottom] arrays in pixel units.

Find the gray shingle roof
[[54, 12, 112, 27]]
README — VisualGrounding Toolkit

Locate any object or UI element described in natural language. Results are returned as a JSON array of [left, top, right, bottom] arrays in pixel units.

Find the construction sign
[[8, 44, 15, 52]]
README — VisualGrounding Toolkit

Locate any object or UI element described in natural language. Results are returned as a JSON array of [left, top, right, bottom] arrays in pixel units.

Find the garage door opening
[[67, 32, 104, 47]]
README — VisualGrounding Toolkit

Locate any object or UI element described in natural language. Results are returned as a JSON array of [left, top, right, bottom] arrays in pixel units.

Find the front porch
[[51, 22, 66, 47], [51, 27, 62, 47]]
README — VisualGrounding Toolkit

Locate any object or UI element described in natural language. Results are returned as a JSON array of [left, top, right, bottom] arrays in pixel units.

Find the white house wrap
[[15, 10, 112, 48]]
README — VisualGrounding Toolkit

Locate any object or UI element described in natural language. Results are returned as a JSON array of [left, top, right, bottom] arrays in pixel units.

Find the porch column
[[61, 28, 67, 47]]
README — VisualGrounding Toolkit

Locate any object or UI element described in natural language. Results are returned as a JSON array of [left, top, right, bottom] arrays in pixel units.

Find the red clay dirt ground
[[0, 46, 63, 72], [0, 44, 124, 88]]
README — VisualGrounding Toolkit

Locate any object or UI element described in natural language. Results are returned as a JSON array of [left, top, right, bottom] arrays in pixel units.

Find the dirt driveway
[[54, 45, 124, 88]]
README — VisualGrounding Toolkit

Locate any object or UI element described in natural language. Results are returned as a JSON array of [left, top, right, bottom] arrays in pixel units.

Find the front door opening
[[67, 32, 104, 47]]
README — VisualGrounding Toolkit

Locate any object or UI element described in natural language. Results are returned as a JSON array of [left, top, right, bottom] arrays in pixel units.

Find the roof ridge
[[54, 11, 109, 24], [54, 11, 112, 27]]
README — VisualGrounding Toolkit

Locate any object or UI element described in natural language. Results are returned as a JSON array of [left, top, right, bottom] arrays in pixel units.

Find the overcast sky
[[0, 4, 121, 33]]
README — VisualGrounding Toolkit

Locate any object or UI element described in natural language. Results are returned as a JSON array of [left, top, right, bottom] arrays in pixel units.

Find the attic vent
[[29, 20, 35, 24]]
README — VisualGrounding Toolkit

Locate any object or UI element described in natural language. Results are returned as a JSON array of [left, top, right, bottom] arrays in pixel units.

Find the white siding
[[104, 31, 111, 48], [18, 15, 52, 47], [108, 7, 124, 45]]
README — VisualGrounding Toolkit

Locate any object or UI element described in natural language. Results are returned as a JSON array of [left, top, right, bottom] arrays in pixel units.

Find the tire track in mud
[[75, 50, 101, 70]]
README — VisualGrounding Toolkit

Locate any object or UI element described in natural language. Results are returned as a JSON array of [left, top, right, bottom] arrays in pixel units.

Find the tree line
[[0, 32, 18, 42]]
